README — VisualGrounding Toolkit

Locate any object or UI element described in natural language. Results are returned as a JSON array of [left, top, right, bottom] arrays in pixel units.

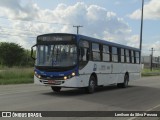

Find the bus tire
[[51, 86, 61, 92], [117, 74, 129, 88], [85, 76, 96, 94], [117, 83, 122, 88]]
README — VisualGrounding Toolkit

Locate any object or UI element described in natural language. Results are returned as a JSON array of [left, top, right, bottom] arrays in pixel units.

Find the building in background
[[141, 56, 160, 68]]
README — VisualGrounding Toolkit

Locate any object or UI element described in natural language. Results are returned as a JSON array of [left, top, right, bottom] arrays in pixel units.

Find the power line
[[0, 16, 75, 37], [0, 25, 42, 34], [0, 28, 37, 37], [0, 16, 85, 37], [0, 27, 43, 37], [0, 33, 36, 38], [0, 24, 49, 38], [0, 16, 72, 26]]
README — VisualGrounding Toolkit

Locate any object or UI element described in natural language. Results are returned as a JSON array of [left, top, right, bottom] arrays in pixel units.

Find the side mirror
[[31, 44, 37, 60]]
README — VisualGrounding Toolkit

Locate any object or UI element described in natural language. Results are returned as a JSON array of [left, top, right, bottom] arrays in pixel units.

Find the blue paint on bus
[[35, 66, 79, 77]]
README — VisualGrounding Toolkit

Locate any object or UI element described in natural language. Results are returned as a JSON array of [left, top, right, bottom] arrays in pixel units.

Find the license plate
[[48, 80, 55, 84]]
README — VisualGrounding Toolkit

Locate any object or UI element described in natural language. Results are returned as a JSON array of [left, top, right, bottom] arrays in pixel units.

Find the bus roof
[[38, 33, 140, 51], [78, 34, 140, 51]]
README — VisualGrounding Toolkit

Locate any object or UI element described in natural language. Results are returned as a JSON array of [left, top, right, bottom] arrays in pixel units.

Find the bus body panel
[[79, 61, 141, 86], [34, 61, 141, 88]]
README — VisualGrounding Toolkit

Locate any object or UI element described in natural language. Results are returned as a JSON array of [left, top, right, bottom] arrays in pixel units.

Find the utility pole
[[150, 48, 155, 71], [139, 0, 144, 51], [73, 25, 83, 34], [139, 0, 144, 64]]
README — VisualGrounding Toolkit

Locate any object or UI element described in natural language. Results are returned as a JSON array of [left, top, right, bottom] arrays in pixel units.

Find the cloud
[[0, 1, 140, 50], [0, 0, 40, 20], [129, 0, 160, 20], [0, 0, 21, 11], [127, 35, 140, 47]]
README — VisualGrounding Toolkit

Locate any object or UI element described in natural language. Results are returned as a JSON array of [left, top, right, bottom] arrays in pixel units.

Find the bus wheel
[[51, 87, 61, 92], [117, 74, 129, 88], [85, 76, 96, 93]]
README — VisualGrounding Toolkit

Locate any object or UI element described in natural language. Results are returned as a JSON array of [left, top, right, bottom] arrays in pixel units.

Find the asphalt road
[[0, 76, 160, 120]]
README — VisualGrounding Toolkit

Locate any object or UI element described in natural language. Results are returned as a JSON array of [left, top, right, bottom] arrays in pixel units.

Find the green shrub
[[0, 67, 34, 85]]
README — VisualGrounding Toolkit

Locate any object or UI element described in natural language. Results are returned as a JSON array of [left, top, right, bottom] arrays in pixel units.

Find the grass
[[0, 67, 34, 85], [141, 68, 160, 76]]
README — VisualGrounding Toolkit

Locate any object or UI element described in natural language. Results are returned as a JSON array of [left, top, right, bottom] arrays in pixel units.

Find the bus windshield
[[36, 44, 77, 67]]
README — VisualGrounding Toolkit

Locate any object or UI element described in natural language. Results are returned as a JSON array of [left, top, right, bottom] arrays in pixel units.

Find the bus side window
[[86, 48, 89, 61], [92, 43, 100, 61], [121, 49, 125, 63], [79, 40, 90, 61], [79, 47, 89, 61], [125, 49, 130, 63], [135, 51, 140, 64], [79, 40, 90, 69], [112, 47, 118, 62], [80, 47, 84, 61]]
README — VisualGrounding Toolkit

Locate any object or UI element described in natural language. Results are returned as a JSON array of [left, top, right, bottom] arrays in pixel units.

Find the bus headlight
[[34, 71, 38, 76], [72, 72, 75, 76], [38, 75, 41, 79], [64, 76, 67, 80], [35, 71, 41, 79]]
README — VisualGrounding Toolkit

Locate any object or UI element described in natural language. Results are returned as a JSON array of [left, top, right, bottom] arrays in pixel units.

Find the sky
[[0, 0, 159, 56]]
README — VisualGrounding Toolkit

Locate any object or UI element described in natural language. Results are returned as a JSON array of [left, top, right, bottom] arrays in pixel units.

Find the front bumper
[[34, 75, 85, 88]]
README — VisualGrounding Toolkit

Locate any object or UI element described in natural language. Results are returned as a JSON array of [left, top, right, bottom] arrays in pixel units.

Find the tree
[[0, 42, 25, 67], [20, 49, 35, 66]]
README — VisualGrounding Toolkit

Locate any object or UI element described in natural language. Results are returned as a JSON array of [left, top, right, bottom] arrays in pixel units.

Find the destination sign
[[37, 35, 75, 43]]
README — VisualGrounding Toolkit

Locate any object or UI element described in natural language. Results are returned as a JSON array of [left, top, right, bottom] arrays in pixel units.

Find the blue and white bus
[[31, 33, 141, 93]]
